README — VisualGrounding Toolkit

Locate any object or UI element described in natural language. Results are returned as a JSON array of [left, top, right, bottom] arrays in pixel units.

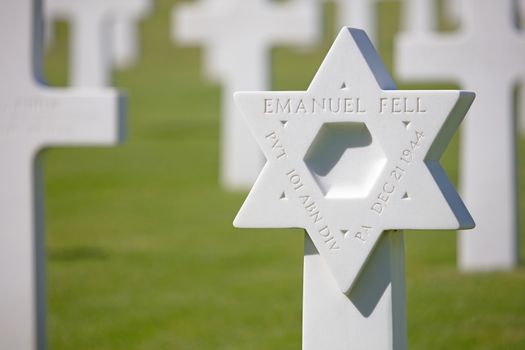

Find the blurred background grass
[[42, 0, 525, 348]]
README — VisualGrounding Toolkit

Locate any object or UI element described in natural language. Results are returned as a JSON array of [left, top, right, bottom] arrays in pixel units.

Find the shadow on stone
[[304, 122, 387, 198], [348, 234, 394, 318]]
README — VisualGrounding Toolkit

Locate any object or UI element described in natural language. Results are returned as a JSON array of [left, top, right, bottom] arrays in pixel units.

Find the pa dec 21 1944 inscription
[[234, 27, 475, 296]]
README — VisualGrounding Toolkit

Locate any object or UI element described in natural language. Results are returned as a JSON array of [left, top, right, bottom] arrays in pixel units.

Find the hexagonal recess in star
[[304, 122, 387, 199]]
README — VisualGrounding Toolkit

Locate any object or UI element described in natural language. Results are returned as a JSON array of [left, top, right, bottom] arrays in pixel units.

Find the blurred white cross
[[0, 1, 125, 349], [45, 0, 151, 86], [396, 0, 525, 272], [173, 0, 320, 190]]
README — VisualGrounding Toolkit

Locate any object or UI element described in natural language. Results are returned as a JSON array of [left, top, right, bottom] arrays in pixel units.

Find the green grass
[[42, 0, 525, 349]]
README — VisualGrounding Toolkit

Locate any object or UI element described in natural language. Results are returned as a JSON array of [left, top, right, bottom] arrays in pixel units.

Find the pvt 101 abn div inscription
[[234, 28, 475, 295]]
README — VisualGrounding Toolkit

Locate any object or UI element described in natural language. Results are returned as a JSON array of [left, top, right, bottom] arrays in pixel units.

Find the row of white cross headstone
[[173, 0, 525, 274], [397, 0, 525, 272]]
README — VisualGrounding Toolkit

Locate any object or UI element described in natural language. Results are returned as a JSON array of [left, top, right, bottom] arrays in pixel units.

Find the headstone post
[[303, 232, 407, 349], [234, 28, 474, 349], [0, 1, 125, 349], [396, 0, 525, 271], [173, 0, 320, 190]]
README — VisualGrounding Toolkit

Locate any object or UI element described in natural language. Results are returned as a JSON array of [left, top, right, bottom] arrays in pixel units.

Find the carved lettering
[[277, 99, 291, 113], [262, 97, 366, 116], [379, 96, 427, 114], [264, 99, 273, 114], [355, 226, 372, 242], [265, 131, 287, 160], [286, 169, 340, 250], [295, 99, 307, 114], [371, 203, 383, 214], [371, 130, 425, 216]]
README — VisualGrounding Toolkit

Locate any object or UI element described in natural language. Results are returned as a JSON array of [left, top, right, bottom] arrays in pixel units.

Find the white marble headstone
[[400, 0, 437, 33], [396, 0, 525, 271], [441, 0, 525, 135], [45, 0, 150, 86], [234, 27, 474, 349], [330, 0, 382, 44], [328, 0, 437, 44], [172, 0, 320, 190], [111, 0, 153, 69], [0, 1, 125, 349]]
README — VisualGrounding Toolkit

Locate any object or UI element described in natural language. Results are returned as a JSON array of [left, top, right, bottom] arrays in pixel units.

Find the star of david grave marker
[[45, 0, 150, 86], [0, 1, 125, 349], [396, 0, 525, 271], [234, 27, 474, 349], [172, 0, 320, 189]]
